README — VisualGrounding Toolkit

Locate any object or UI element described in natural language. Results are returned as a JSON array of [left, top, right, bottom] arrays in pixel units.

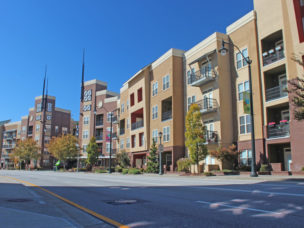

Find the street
[[0, 171, 304, 227]]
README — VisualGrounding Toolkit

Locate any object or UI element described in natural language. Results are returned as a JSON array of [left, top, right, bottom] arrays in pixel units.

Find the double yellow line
[[4, 176, 129, 228]]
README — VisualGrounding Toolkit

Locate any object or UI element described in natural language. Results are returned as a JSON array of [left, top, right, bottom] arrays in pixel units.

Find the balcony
[[189, 70, 216, 87], [112, 132, 118, 140], [131, 120, 144, 130], [265, 85, 287, 102], [267, 122, 290, 139], [3, 144, 15, 149], [261, 31, 284, 67], [262, 48, 284, 66], [195, 98, 218, 114], [162, 110, 172, 121], [96, 120, 103, 127], [28, 131, 33, 136], [112, 115, 119, 124], [120, 128, 125, 135], [96, 135, 103, 141], [204, 130, 218, 144]]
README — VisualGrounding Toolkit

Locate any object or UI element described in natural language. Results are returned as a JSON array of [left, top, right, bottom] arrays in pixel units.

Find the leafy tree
[[116, 150, 130, 168], [209, 144, 239, 169], [48, 134, 79, 169], [146, 140, 159, 173], [12, 138, 39, 168], [185, 104, 208, 172], [86, 137, 99, 170]]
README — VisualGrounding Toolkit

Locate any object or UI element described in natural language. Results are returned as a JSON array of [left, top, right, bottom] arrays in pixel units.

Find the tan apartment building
[[118, 49, 185, 171], [78, 79, 119, 166]]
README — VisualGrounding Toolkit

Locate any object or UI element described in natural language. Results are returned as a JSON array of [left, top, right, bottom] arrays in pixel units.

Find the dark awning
[[188, 49, 216, 65]]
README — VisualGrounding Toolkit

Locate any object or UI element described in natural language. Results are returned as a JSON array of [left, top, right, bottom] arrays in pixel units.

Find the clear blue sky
[[0, 0, 253, 122]]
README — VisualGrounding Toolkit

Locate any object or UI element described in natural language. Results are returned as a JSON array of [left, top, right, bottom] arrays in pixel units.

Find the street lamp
[[218, 40, 258, 177], [158, 131, 163, 175]]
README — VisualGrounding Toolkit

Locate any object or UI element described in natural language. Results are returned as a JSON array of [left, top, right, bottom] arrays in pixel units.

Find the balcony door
[[281, 109, 290, 121], [203, 89, 213, 111], [204, 120, 214, 141], [278, 74, 287, 97], [201, 62, 212, 79], [284, 148, 291, 171]]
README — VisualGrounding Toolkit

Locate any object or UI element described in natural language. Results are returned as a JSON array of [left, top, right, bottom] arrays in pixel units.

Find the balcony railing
[[96, 135, 103, 141], [194, 98, 218, 114], [120, 128, 125, 135], [112, 132, 118, 139], [131, 120, 144, 130], [96, 120, 103, 126], [265, 85, 288, 101], [112, 116, 119, 124], [267, 122, 290, 139], [262, 47, 284, 66], [204, 130, 218, 144], [3, 144, 15, 149], [162, 110, 172, 121], [188, 70, 216, 87], [4, 134, 16, 140], [28, 131, 33, 136]]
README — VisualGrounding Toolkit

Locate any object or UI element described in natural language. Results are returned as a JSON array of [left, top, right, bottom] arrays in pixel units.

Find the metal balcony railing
[[162, 110, 172, 121], [194, 98, 218, 114], [265, 85, 288, 101], [4, 134, 16, 140], [262, 48, 284, 66], [131, 120, 144, 130], [96, 135, 103, 141], [267, 122, 290, 139], [28, 131, 33, 136], [204, 130, 218, 144], [188, 69, 216, 86], [112, 132, 118, 139], [3, 144, 15, 149]]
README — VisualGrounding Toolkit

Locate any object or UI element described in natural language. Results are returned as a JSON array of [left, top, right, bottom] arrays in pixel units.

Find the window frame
[[162, 75, 170, 91], [152, 81, 158, 96], [163, 126, 170, 142], [239, 115, 251, 134]]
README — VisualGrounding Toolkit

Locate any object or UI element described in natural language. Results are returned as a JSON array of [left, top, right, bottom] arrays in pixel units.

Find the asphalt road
[[1, 170, 304, 228]]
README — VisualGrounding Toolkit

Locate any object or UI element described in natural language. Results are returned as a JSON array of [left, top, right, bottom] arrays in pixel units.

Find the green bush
[[79, 168, 87, 172], [95, 169, 107, 173], [302, 167, 304, 171], [122, 168, 129, 174], [115, 166, 122, 172], [128, 168, 142, 175], [203, 172, 215, 176], [259, 164, 271, 172], [177, 158, 192, 172]]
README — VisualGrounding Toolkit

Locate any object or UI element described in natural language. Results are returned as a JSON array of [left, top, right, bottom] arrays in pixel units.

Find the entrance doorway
[[284, 148, 292, 171]]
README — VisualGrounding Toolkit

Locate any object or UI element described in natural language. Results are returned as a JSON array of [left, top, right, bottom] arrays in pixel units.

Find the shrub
[[122, 168, 129, 174], [302, 167, 304, 171], [115, 166, 122, 173], [177, 158, 192, 172], [259, 164, 271, 172], [203, 172, 215, 176], [95, 169, 107, 173], [116, 150, 130, 168], [239, 165, 251, 171], [79, 167, 87, 172], [128, 168, 142, 175]]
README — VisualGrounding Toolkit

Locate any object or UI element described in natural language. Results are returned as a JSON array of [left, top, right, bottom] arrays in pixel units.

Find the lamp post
[[218, 40, 258, 177], [158, 131, 163, 175]]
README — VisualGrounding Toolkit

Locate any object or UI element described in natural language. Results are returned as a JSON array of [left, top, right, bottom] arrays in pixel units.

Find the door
[[203, 89, 213, 111], [204, 120, 214, 142], [279, 74, 287, 97], [281, 110, 290, 121], [284, 148, 292, 171]]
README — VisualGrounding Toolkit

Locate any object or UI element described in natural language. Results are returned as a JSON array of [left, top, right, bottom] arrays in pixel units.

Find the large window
[[163, 75, 170, 90], [238, 81, 250, 101], [152, 105, 158, 119], [240, 115, 251, 134], [163, 126, 170, 142], [187, 96, 196, 110], [236, 48, 248, 69], [152, 129, 158, 143], [84, 116, 89, 125], [240, 149, 252, 166], [83, 130, 89, 139], [152, 82, 158, 96]]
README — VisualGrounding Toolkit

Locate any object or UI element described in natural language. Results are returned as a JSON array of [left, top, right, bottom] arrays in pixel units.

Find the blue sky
[[0, 0, 253, 122]]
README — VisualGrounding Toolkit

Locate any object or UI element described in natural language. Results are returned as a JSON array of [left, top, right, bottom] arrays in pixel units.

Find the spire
[[81, 49, 85, 102]]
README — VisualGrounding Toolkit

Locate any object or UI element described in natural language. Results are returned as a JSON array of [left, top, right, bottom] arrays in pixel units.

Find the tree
[[185, 104, 208, 172], [86, 137, 99, 170], [116, 150, 130, 168], [48, 134, 79, 169], [146, 140, 159, 173], [12, 138, 39, 169], [209, 144, 239, 170]]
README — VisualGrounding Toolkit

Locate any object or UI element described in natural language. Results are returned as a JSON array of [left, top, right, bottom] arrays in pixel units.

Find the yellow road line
[[3, 176, 129, 228]]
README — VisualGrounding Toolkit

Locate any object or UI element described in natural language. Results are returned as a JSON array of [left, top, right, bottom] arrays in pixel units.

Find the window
[[163, 126, 170, 142], [163, 75, 169, 90], [121, 104, 125, 113], [127, 100, 129, 110], [46, 115, 52, 120], [36, 115, 41, 121], [107, 112, 113, 122], [45, 125, 51, 133], [238, 81, 250, 101], [120, 139, 124, 149], [240, 115, 251, 134], [152, 105, 158, 119], [84, 116, 89, 125], [127, 118, 130, 129], [152, 129, 158, 143], [205, 155, 215, 165], [187, 70, 191, 84], [130, 93, 135, 106], [62, 127, 68, 135], [55, 126, 59, 134], [35, 135, 40, 142], [152, 82, 158, 96], [83, 130, 89, 139], [301, 0, 304, 6], [126, 138, 130, 148], [131, 135, 136, 148], [236, 48, 248, 69], [240, 149, 252, 166], [106, 142, 112, 153], [201, 62, 212, 77], [47, 103, 52, 112], [36, 103, 42, 112], [139, 132, 144, 147], [137, 88, 143, 102], [83, 145, 87, 153], [22, 126, 26, 134], [36, 124, 40, 132], [187, 96, 196, 110]]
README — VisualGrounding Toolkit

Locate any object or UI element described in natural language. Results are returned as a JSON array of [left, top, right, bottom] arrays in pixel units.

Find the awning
[[188, 49, 216, 65]]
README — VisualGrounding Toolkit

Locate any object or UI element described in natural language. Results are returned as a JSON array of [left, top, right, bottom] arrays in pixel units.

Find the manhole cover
[[6, 198, 33, 203], [104, 199, 141, 205]]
